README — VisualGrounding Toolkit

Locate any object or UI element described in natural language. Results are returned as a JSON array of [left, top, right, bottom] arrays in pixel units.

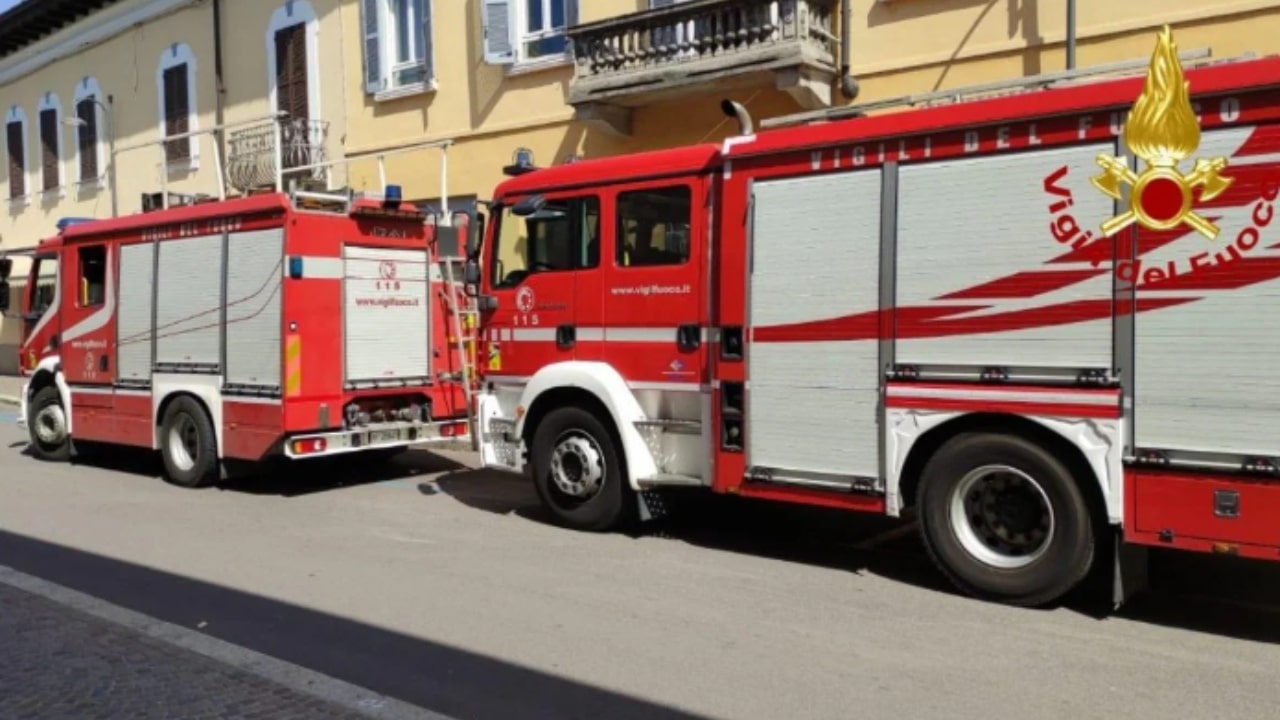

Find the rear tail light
[[291, 438, 327, 455], [441, 422, 467, 437]]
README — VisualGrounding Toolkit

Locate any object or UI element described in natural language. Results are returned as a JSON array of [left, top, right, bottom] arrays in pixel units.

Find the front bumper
[[475, 392, 523, 473]]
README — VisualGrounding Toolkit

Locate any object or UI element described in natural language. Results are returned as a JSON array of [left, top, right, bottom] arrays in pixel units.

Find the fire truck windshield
[[489, 196, 601, 289]]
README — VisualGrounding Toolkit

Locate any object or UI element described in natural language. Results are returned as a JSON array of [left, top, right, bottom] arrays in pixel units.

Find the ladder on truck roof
[[760, 47, 1257, 130]]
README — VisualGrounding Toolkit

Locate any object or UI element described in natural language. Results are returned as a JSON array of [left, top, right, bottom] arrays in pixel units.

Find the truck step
[[633, 419, 702, 436], [638, 473, 706, 488], [745, 467, 879, 494]]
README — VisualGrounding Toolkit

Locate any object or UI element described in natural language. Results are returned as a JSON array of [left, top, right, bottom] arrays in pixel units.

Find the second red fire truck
[[1, 186, 475, 488], [468, 28, 1280, 608]]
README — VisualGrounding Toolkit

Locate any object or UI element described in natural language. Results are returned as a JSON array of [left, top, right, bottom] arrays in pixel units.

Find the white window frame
[[36, 92, 65, 201], [72, 76, 108, 193], [5, 104, 29, 208], [482, 0, 578, 74], [361, 0, 437, 102], [156, 42, 200, 173]]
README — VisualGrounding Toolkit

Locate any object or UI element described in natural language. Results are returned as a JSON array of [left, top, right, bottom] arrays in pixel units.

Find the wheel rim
[[949, 464, 1055, 570], [167, 414, 200, 472], [33, 404, 67, 446], [549, 430, 605, 501]]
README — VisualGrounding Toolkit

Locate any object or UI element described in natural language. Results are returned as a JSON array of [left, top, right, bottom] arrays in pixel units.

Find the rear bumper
[[282, 418, 470, 460]]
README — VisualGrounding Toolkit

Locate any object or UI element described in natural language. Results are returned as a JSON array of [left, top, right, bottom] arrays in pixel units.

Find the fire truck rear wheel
[[530, 406, 631, 532], [159, 396, 220, 489], [917, 431, 1095, 608], [27, 386, 71, 462]]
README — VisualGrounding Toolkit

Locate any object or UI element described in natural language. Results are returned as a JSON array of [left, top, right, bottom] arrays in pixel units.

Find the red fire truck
[[0, 186, 475, 488], [467, 28, 1280, 608]]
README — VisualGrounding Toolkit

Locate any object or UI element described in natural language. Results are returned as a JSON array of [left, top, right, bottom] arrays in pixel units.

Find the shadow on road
[[46, 441, 470, 498], [0, 529, 713, 720], [431, 469, 1280, 641]]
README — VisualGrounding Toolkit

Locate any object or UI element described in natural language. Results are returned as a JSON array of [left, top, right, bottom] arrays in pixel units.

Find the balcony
[[225, 117, 330, 194], [567, 0, 840, 136]]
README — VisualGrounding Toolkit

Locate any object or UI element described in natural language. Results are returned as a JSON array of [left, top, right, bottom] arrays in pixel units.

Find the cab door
[[481, 192, 602, 379], [599, 178, 706, 387], [20, 253, 61, 373], [58, 242, 116, 413]]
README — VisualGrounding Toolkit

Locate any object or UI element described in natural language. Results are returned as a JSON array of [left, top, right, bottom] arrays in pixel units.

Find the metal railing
[[226, 117, 330, 193], [568, 0, 838, 80], [111, 111, 289, 213]]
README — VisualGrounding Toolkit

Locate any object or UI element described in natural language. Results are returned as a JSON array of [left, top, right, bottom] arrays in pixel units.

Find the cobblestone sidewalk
[[0, 581, 392, 720]]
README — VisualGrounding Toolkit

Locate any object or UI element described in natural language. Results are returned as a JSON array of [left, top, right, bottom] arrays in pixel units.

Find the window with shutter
[[483, 0, 577, 68], [362, 0, 435, 97], [39, 108, 59, 192], [6, 120, 24, 199], [275, 24, 309, 122], [163, 63, 190, 162], [76, 98, 99, 182], [275, 22, 310, 177]]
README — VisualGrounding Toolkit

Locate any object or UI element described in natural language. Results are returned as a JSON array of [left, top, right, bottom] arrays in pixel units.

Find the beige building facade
[[0, 0, 349, 372], [340, 0, 1280, 213], [2, 0, 1277, 372]]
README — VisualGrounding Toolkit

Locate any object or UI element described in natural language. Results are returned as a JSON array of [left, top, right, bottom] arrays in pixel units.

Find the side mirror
[[464, 258, 481, 286], [468, 211, 486, 260], [511, 195, 545, 217], [0, 280, 10, 313]]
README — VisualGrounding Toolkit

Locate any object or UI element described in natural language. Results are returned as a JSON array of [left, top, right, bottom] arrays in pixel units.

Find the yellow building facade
[[2, 0, 1278, 372], [340, 0, 1280, 213], [0, 0, 349, 372]]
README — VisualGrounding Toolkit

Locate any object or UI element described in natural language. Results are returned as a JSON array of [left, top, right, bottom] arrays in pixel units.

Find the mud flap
[[1112, 533, 1150, 610]]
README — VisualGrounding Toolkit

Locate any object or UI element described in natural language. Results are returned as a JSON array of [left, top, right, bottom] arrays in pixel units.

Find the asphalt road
[[2, 410, 1280, 720]]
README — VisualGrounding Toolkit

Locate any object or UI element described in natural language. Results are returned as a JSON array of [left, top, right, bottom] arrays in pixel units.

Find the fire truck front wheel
[[917, 432, 1096, 608], [159, 396, 220, 489], [27, 386, 71, 462], [530, 406, 631, 532]]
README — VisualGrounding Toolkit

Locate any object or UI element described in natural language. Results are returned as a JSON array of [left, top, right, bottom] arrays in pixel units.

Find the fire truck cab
[[1, 186, 475, 488], [470, 31, 1280, 608]]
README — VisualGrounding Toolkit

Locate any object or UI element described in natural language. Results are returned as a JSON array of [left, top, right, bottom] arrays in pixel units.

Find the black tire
[[917, 432, 1096, 607], [27, 386, 71, 462], [530, 406, 632, 532], [158, 396, 220, 489]]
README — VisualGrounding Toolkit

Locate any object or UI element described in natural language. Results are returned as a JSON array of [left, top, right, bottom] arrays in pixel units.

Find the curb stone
[[0, 394, 17, 407]]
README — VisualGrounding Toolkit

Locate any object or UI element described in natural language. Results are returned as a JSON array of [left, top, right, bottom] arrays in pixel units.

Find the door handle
[[677, 324, 700, 352], [556, 324, 576, 350], [100, 354, 110, 372]]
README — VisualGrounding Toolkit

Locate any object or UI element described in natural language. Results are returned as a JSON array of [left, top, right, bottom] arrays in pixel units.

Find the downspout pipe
[[840, 0, 859, 99], [1066, 0, 1077, 70], [212, 0, 226, 134]]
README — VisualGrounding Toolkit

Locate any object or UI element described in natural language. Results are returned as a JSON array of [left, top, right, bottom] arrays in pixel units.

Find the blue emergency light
[[288, 256, 304, 279], [56, 217, 94, 232], [383, 184, 402, 210]]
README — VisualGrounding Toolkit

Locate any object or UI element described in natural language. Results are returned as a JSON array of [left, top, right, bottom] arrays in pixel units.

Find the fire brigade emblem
[[376, 260, 400, 291], [515, 286, 535, 314], [1091, 25, 1234, 240]]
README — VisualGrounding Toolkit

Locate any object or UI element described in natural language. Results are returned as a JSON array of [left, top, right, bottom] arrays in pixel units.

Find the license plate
[[369, 429, 401, 445]]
